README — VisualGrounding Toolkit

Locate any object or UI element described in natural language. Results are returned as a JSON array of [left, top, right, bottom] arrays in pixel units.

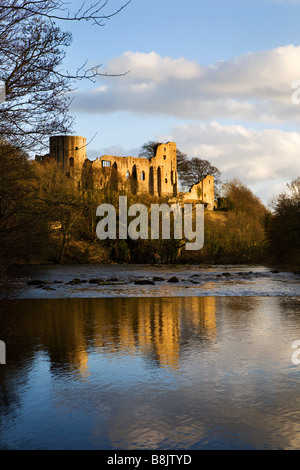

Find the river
[[0, 265, 300, 449]]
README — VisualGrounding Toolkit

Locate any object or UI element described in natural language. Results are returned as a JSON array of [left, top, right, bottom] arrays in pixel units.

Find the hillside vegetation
[[0, 144, 270, 267]]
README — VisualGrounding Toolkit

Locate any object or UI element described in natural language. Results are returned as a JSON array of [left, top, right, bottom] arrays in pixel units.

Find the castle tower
[[50, 135, 87, 169], [151, 142, 178, 197]]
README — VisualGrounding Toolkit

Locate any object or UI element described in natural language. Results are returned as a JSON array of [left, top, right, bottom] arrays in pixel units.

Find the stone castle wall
[[35, 135, 214, 208], [92, 141, 177, 197], [180, 175, 215, 210]]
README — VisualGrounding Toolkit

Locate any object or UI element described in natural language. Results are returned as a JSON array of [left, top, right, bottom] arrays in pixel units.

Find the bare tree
[[180, 157, 221, 190], [138, 141, 163, 159], [0, 1, 131, 30], [0, 18, 74, 151]]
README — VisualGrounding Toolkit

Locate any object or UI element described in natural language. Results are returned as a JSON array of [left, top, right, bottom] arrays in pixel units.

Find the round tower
[[49, 135, 87, 169]]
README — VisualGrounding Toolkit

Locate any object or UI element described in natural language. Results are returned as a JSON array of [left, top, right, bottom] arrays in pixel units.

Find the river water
[[1, 265, 300, 449]]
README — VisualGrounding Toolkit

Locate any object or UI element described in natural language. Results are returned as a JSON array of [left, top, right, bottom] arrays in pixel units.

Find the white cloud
[[86, 120, 300, 203], [70, 47, 300, 202], [105, 51, 202, 83], [71, 47, 300, 123]]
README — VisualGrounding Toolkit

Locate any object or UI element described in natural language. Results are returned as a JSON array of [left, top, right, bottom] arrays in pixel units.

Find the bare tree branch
[[0, 1, 131, 27]]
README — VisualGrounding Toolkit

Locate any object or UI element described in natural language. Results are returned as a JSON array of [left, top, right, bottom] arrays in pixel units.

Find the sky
[[56, 0, 300, 205]]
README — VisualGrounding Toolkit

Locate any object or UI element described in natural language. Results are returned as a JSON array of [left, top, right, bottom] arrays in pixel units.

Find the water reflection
[[1, 296, 300, 449], [0, 297, 217, 374]]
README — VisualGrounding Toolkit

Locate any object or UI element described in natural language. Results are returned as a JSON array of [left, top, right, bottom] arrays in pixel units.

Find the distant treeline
[[0, 142, 299, 270]]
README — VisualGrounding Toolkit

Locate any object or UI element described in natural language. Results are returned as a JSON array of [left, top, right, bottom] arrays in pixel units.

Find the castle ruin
[[36, 135, 214, 209]]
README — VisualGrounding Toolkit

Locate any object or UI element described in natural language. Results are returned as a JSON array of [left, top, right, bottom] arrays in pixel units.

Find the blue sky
[[57, 0, 300, 204]]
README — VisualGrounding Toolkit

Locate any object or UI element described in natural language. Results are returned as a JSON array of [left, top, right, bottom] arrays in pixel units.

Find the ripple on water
[[3, 265, 300, 298]]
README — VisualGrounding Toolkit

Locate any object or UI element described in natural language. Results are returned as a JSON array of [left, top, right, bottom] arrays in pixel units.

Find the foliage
[[33, 160, 86, 262], [0, 142, 50, 266], [181, 179, 269, 264], [0, 157, 271, 266], [179, 156, 222, 192]]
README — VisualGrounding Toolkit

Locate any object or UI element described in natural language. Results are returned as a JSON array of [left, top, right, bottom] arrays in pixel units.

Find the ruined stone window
[[164, 155, 166, 160], [69, 157, 74, 167], [165, 178, 168, 184], [141, 171, 145, 181], [126, 170, 130, 179], [75, 146, 78, 150], [102, 160, 111, 168]]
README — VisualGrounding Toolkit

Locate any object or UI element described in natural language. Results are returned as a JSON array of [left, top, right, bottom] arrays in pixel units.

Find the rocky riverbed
[[2, 264, 300, 298]]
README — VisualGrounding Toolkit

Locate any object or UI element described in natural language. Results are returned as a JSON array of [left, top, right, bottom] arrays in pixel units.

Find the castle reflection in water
[[3, 296, 300, 449], [2, 297, 217, 375]]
